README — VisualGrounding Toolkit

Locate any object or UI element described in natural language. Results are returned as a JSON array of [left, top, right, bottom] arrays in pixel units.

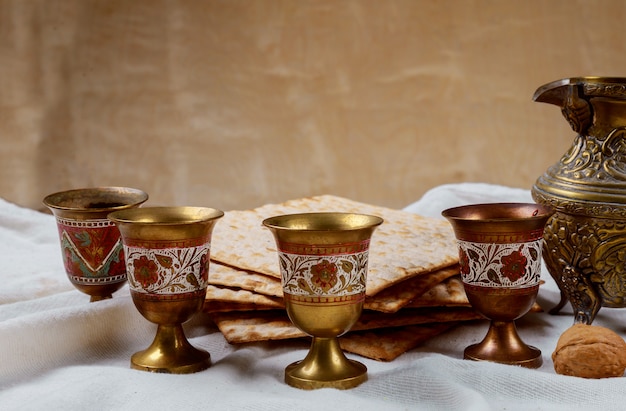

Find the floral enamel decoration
[[125, 244, 210, 295], [458, 239, 542, 288], [310, 259, 339, 292], [279, 250, 368, 297], [500, 248, 528, 282]]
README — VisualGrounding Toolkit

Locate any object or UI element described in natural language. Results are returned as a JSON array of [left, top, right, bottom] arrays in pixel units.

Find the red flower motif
[[310, 259, 338, 292], [133, 255, 159, 289], [199, 252, 209, 283], [500, 249, 527, 282], [459, 249, 470, 275]]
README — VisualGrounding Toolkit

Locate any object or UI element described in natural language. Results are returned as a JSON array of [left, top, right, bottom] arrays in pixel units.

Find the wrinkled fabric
[[3, 183, 626, 410]]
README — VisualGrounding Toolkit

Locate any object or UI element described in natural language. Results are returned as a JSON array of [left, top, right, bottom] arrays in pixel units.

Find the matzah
[[406, 275, 545, 313], [364, 265, 459, 313], [208, 262, 282, 297], [205, 284, 284, 308], [210, 195, 458, 296], [339, 323, 458, 361], [211, 307, 483, 344]]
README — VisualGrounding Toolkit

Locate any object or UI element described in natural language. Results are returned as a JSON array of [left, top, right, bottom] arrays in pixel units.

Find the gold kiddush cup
[[262, 212, 383, 390], [442, 203, 553, 368], [108, 206, 224, 374], [43, 187, 149, 302]]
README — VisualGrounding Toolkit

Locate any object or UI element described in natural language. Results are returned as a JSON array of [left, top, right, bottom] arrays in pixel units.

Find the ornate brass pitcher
[[532, 77, 626, 324]]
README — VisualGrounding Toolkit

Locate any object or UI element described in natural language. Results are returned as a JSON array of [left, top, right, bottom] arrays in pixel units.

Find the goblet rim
[[262, 212, 383, 232], [108, 206, 224, 225], [441, 202, 553, 223], [43, 186, 148, 212]]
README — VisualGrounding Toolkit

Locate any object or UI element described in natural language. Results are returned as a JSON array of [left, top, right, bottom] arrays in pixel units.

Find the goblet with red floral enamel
[[108, 206, 223, 374], [263, 212, 383, 389], [442, 203, 553, 368], [43, 187, 148, 302]]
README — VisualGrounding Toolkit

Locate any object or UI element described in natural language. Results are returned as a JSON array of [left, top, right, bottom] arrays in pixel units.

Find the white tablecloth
[[2, 183, 626, 410]]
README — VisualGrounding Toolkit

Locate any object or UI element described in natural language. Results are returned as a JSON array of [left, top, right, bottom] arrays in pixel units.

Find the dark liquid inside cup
[[86, 202, 127, 208]]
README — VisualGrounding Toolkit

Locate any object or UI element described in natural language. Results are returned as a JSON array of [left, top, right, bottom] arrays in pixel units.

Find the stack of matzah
[[203, 195, 493, 361]]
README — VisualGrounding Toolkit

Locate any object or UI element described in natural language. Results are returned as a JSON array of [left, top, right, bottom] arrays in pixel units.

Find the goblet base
[[131, 324, 211, 374], [72, 281, 125, 303], [464, 320, 542, 368], [285, 337, 367, 390], [89, 294, 112, 302]]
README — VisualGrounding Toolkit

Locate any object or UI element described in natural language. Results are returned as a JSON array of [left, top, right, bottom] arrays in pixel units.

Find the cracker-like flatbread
[[406, 276, 545, 313], [205, 285, 284, 307], [203, 301, 283, 313], [210, 307, 483, 344], [210, 195, 458, 297], [207, 263, 460, 313], [364, 265, 459, 313], [339, 323, 458, 361], [211, 310, 303, 343], [405, 275, 543, 313], [209, 262, 282, 297], [407, 275, 468, 308], [356, 307, 482, 330]]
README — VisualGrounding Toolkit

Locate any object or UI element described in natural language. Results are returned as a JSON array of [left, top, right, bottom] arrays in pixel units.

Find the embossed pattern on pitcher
[[532, 77, 626, 323]]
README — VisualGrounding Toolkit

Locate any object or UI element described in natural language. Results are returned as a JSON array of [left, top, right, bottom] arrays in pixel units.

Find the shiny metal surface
[[109, 206, 223, 374], [43, 187, 148, 302], [443, 203, 553, 368], [263, 212, 382, 389], [531, 77, 626, 324]]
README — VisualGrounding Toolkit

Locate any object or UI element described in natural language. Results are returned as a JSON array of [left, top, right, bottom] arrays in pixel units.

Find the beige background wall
[[2, 0, 626, 212]]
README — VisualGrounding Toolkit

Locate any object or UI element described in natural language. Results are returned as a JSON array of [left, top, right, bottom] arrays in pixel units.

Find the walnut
[[552, 323, 626, 378]]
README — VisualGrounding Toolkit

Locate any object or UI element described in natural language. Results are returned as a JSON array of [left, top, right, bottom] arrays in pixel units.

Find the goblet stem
[[131, 324, 210, 374], [464, 320, 542, 368], [285, 337, 367, 390]]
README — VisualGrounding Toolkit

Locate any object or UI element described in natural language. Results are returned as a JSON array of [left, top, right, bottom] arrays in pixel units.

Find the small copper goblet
[[108, 206, 224, 374], [442, 203, 553, 368], [43, 187, 149, 302], [263, 212, 383, 389]]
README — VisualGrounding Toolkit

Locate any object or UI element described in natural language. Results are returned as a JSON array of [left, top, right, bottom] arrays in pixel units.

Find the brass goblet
[[43, 187, 149, 302], [442, 203, 553, 368], [263, 212, 383, 390], [108, 206, 224, 374]]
